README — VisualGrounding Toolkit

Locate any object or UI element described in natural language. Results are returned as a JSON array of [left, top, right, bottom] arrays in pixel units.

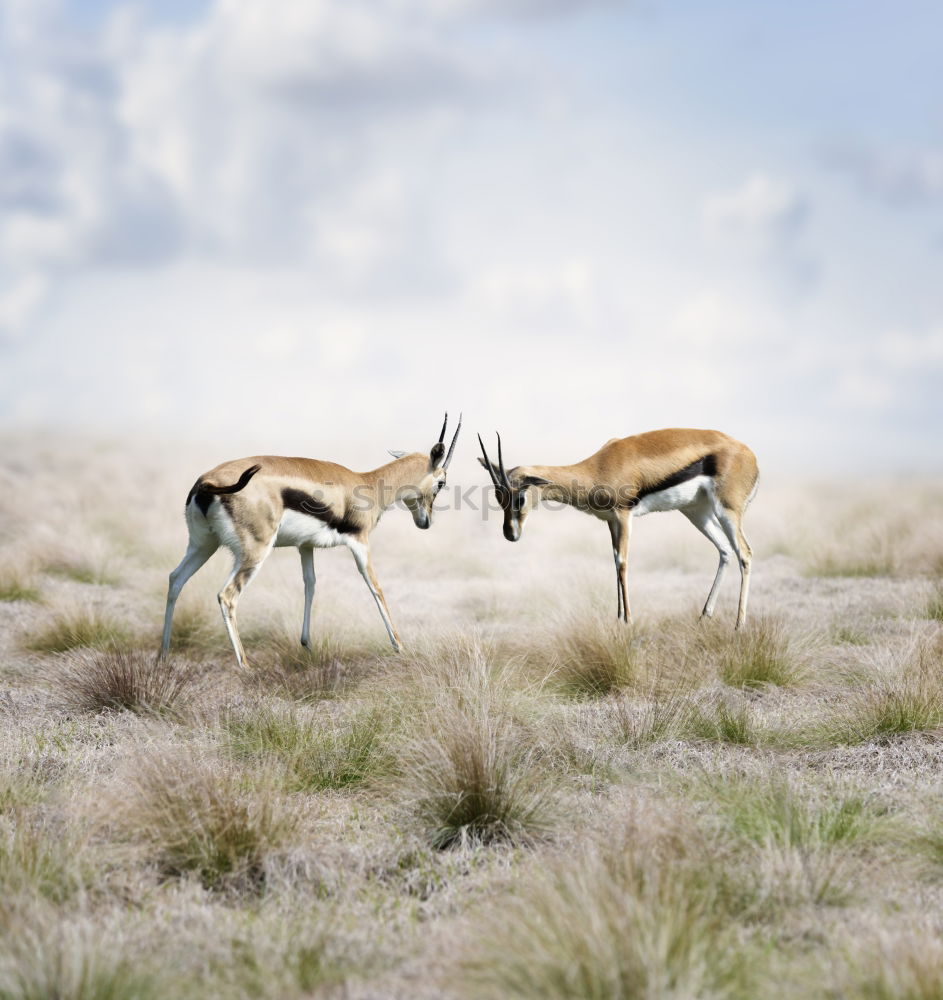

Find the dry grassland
[[2, 432, 943, 999]]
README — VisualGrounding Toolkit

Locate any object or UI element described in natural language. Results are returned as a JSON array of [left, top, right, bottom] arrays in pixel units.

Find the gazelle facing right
[[161, 414, 461, 668], [478, 427, 758, 628]]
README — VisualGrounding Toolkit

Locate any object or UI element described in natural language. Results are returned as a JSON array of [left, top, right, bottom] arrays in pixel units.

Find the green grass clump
[[54, 649, 193, 716], [0, 568, 42, 603], [687, 697, 760, 746], [43, 555, 117, 586], [25, 608, 131, 654], [0, 817, 88, 903], [403, 705, 552, 850], [551, 620, 642, 697], [924, 585, 943, 623], [718, 619, 805, 689], [611, 694, 693, 748], [224, 706, 392, 791], [0, 770, 46, 815], [121, 756, 297, 892], [705, 773, 879, 849]]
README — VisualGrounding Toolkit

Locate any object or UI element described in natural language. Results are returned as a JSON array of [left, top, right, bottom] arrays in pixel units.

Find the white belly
[[634, 475, 713, 516], [274, 509, 348, 549]]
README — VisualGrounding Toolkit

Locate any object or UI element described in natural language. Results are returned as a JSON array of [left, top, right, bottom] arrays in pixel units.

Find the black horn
[[438, 412, 448, 444], [443, 412, 462, 470], [478, 433, 499, 487], [496, 432, 511, 489]]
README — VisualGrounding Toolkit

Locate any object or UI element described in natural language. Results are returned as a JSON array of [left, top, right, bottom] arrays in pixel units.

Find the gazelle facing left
[[479, 427, 758, 628], [161, 414, 461, 668]]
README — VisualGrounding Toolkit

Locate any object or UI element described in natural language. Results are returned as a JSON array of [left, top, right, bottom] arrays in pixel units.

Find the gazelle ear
[[521, 475, 551, 487], [429, 441, 446, 468], [388, 450, 407, 460]]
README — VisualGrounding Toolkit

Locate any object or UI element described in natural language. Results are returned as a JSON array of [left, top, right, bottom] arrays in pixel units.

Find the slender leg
[[611, 511, 632, 624], [161, 541, 218, 657], [716, 506, 753, 629], [299, 545, 316, 647], [608, 519, 624, 621], [682, 504, 734, 619], [217, 540, 273, 669], [347, 539, 402, 651]]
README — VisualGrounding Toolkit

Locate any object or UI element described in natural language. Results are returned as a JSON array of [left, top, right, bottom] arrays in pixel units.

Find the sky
[[0, 0, 941, 474]]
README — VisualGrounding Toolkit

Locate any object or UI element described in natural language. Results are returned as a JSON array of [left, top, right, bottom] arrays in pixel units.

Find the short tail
[[186, 464, 262, 513], [201, 464, 262, 495]]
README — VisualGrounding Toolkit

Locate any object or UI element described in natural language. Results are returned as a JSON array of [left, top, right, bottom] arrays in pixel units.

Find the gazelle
[[478, 428, 758, 628], [161, 414, 461, 667]]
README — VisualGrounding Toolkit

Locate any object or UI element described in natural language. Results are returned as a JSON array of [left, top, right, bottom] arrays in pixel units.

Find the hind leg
[[218, 539, 275, 669], [683, 498, 735, 620], [299, 545, 316, 647], [716, 506, 753, 629], [161, 540, 219, 657]]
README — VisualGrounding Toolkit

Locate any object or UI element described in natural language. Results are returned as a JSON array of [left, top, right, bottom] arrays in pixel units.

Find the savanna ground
[[2, 431, 943, 999]]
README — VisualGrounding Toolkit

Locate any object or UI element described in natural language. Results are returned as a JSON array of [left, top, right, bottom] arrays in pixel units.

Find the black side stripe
[[282, 488, 360, 535], [631, 453, 717, 507]]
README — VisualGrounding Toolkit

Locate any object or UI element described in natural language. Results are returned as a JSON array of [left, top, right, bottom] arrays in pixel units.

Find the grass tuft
[[247, 631, 377, 702], [924, 584, 943, 623], [405, 711, 551, 849], [0, 816, 88, 903], [799, 639, 943, 747], [687, 695, 760, 745], [836, 932, 943, 1000], [457, 808, 751, 999], [717, 618, 806, 688], [0, 567, 42, 603], [551, 618, 642, 697], [43, 554, 118, 586], [224, 705, 393, 791], [116, 755, 298, 892], [0, 921, 164, 1000], [25, 607, 131, 654], [53, 649, 194, 716], [611, 694, 694, 748]]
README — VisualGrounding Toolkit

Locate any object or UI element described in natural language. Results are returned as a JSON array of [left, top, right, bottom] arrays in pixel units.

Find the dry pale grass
[[0, 566, 42, 604], [24, 604, 132, 654], [795, 634, 943, 747], [455, 802, 754, 1000], [51, 649, 195, 716], [223, 704, 395, 791], [391, 636, 555, 849], [5, 436, 943, 999], [109, 753, 299, 893], [0, 916, 165, 1000], [244, 628, 382, 702]]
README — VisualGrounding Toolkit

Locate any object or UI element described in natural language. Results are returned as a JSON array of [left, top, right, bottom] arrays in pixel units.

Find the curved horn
[[496, 432, 511, 489], [478, 433, 499, 487], [443, 412, 462, 470], [438, 412, 448, 445]]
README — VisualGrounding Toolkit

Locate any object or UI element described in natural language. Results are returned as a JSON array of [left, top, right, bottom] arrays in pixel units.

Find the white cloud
[[827, 143, 943, 207], [702, 173, 809, 248]]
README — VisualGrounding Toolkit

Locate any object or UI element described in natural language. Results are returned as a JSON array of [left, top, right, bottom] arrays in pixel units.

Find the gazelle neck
[[515, 463, 590, 507], [362, 454, 429, 512]]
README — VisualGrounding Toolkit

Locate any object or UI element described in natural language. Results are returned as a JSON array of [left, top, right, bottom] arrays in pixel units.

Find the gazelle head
[[392, 413, 462, 530], [478, 433, 550, 542]]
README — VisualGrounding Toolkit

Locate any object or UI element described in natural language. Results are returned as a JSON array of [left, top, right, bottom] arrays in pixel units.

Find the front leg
[[610, 511, 632, 624], [608, 518, 624, 621], [347, 538, 402, 651]]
